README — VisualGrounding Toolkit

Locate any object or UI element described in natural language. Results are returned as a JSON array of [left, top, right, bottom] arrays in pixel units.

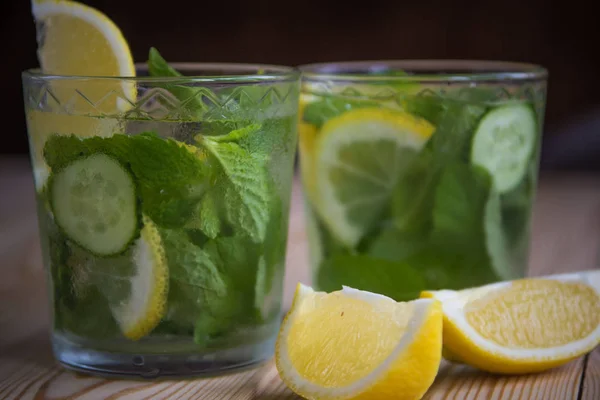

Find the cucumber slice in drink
[[50, 153, 139, 256], [470, 104, 537, 193]]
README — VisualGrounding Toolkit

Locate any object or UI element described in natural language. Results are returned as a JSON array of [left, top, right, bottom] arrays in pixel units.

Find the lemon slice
[[114, 216, 169, 340], [421, 269, 600, 374], [276, 284, 442, 400], [28, 0, 136, 191], [312, 108, 434, 246], [297, 93, 320, 207], [32, 0, 135, 79], [31, 0, 136, 112]]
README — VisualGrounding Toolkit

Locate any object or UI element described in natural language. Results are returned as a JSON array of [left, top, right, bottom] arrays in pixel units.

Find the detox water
[[23, 58, 299, 377]]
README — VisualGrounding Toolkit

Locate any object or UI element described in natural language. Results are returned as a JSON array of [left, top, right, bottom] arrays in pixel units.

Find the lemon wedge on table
[[28, 0, 136, 191], [275, 284, 443, 400], [311, 108, 434, 247], [421, 269, 600, 374]]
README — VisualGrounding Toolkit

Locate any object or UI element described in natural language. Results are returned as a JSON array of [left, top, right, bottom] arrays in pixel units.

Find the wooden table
[[1, 155, 599, 399]]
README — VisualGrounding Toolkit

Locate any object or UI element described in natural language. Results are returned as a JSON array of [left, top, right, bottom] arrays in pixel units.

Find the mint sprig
[[199, 138, 271, 242], [147, 47, 212, 119]]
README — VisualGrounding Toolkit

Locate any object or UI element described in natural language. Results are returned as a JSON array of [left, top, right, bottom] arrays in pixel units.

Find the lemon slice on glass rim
[[29, 0, 137, 191]]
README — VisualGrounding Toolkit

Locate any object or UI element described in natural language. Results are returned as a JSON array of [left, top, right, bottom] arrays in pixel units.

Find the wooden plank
[[422, 359, 585, 400], [582, 348, 600, 400], [238, 358, 588, 400]]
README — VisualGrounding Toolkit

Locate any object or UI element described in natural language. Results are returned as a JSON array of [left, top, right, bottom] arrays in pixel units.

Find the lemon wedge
[[312, 108, 434, 246], [276, 284, 442, 400], [421, 269, 600, 374]]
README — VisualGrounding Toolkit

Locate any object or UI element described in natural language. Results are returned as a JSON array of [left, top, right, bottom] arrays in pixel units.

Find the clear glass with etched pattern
[[22, 64, 300, 378], [296, 60, 547, 302]]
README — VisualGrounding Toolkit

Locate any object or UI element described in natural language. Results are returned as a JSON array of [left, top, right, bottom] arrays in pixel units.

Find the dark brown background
[[3, 0, 599, 170]]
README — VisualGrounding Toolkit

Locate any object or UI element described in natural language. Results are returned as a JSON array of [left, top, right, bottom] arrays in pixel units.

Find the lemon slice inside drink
[[312, 108, 434, 246]]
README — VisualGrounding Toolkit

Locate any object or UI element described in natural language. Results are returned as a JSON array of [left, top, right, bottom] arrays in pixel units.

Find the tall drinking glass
[[297, 60, 547, 301], [22, 64, 300, 378]]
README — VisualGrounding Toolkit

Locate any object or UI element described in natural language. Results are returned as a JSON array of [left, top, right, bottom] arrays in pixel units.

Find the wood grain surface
[[1, 156, 599, 399]]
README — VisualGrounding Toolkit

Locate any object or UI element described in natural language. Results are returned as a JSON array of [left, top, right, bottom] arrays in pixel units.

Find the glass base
[[52, 333, 276, 379]]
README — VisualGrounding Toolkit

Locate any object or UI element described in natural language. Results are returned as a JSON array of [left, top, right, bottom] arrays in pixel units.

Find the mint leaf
[[185, 194, 221, 239], [159, 228, 232, 341], [392, 149, 439, 232], [427, 102, 487, 163], [147, 47, 208, 118], [159, 227, 268, 344], [403, 87, 496, 125], [148, 47, 183, 77], [201, 139, 271, 242], [126, 134, 208, 227], [161, 229, 226, 297], [402, 94, 446, 125], [238, 116, 297, 195], [317, 254, 426, 301], [126, 133, 207, 188], [303, 96, 379, 127], [392, 102, 487, 232], [431, 163, 491, 252], [202, 123, 261, 143], [43, 133, 130, 171], [366, 227, 428, 263], [214, 236, 260, 311], [422, 162, 513, 287], [400, 248, 498, 291], [194, 237, 262, 343]]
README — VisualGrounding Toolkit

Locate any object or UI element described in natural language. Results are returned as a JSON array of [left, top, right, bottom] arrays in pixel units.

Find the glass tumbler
[[22, 64, 300, 378], [296, 60, 547, 301]]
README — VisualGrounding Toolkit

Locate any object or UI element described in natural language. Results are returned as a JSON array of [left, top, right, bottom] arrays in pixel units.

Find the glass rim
[[299, 60, 548, 83], [22, 62, 300, 83]]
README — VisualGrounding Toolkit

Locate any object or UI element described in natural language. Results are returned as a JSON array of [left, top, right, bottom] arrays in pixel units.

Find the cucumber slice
[[470, 104, 537, 193], [50, 153, 138, 256]]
